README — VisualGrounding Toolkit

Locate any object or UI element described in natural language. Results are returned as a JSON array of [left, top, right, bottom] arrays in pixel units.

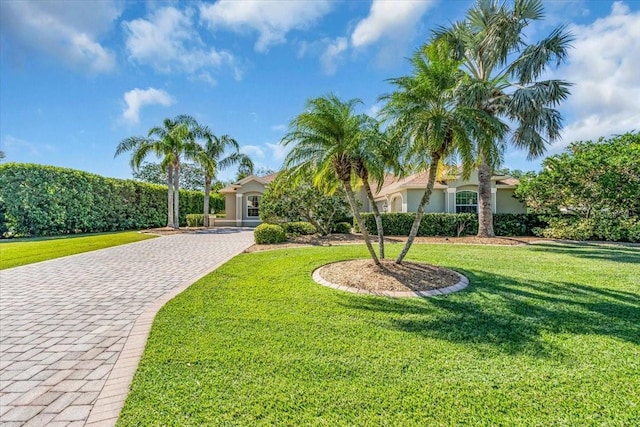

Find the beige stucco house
[[217, 170, 525, 226]]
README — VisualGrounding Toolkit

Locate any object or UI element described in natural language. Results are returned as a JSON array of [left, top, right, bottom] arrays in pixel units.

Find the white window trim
[[246, 195, 260, 218], [455, 190, 478, 214]]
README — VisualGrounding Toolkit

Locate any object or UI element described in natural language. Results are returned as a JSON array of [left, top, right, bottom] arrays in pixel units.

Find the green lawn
[[0, 231, 157, 269], [119, 243, 640, 426]]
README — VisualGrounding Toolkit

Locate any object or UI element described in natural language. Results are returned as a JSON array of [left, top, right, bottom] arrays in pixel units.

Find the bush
[[332, 222, 352, 234], [186, 214, 204, 227], [254, 223, 286, 244], [0, 163, 204, 237], [360, 212, 544, 237], [537, 215, 640, 242], [282, 221, 316, 235], [539, 217, 595, 241]]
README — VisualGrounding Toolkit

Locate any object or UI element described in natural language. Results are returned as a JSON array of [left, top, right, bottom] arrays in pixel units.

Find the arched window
[[247, 195, 260, 217], [456, 191, 478, 213]]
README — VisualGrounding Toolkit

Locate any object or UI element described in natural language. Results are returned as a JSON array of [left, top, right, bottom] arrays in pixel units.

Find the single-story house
[[217, 170, 525, 226]]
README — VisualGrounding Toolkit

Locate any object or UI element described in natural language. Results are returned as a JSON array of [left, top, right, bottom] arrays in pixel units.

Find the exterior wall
[[496, 189, 526, 213], [224, 193, 236, 220], [239, 181, 266, 194], [355, 188, 370, 212], [406, 189, 445, 212]]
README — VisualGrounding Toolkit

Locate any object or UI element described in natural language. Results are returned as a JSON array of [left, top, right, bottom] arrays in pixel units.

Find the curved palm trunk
[[166, 166, 174, 228], [362, 178, 385, 259], [203, 176, 211, 227], [173, 164, 180, 229], [477, 157, 495, 237], [343, 181, 380, 266], [396, 153, 440, 264]]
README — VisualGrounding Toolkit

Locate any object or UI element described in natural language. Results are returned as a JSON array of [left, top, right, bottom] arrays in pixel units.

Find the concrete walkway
[[0, 228, 255, 426]]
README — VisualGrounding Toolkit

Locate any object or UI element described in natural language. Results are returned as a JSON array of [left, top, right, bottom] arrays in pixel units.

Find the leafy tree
[[435, 0, 572, 237], [115, 115, 202, 228], [282, 94, 381, 265], [381, 40, 506, 264], [193, 132, 252, 227], [260, 173, 350, 236], [0, 151, 5, 161], [255, 167, 277, 177], [132, 162, 206, 191], [515, 133, 640, 219]]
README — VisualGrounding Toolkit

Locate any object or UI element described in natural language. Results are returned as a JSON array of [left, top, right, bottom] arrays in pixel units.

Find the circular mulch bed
[[314, 259, 468, 297]]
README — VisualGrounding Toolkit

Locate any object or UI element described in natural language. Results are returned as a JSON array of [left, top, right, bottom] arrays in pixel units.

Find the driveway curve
[[0, 228, 254, 426]]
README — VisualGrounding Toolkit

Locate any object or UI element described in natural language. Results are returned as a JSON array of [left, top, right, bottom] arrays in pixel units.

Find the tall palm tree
[[282, 94, 381, 265], [115, 115, 201, 228], [381, 40, 507, 264], [194, 130, 253, 227], [435, 0, 572, 237]]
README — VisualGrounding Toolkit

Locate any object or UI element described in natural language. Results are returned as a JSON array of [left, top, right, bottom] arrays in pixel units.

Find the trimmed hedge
[[282, 221, 316, 236], [254, 223, 286, 244], [332, 222, 352, 234], [360, 213, 545, 237], [0, 163, 204, 237], [538, 215, 640, 242]]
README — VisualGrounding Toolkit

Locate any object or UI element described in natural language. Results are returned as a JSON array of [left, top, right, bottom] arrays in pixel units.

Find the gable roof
[[218, 173, 278, 194]]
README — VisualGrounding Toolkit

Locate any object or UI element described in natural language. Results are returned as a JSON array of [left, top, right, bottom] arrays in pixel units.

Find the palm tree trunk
[[203, 176, 211, 227], [173, 163, 180, 229], [343, 181, 380, 266], [396, 153, 440, 264], [362, 178, 384, 259], [167, 166, 174, 228], [477, 156, 495, 237]]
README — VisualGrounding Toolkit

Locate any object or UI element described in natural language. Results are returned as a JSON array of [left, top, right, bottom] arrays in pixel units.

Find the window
[[456, 191, 478, 214], [247, 195, 260, 217]]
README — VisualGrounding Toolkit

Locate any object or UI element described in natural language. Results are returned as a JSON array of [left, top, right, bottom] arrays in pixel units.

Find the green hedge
[[360, 213, 545, 237], [254, 223, 286, 244], [0, 163, 204, 237], [282, 221, 317, 235]]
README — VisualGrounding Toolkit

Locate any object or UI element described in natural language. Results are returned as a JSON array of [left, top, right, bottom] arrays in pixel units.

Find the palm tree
[[115, 115, 201, 228], [381, 40, 507, 264], [435, 0, 572, 237], [282, 94, 381, 265], [194, 130, 253, 227]]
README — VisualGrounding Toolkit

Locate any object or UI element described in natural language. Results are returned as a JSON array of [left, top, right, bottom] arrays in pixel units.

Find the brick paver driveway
[[0, 228, 254, 426]]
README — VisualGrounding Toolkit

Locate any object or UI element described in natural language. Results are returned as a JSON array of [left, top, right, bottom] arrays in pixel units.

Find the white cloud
[[122, 88, 174, 124], [351, 0, 435, 48], [271, 124, 287, 132], [551, 1, 640, 150], [123, 6, 237, 76], [0, 0, 120, 73], [199, 0, 332, 52], [240, 145, 265, 158], [3, 135, 55, 157], [320, 37, 348, 75], [266, 142, 291, 161]]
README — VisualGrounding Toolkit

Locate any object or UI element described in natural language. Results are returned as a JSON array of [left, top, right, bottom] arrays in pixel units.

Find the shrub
[[282, 221, 316, 235], [254, 223, 286, 244], [360, 212, 544, 237], [332, 222, 352, 234], [186, 214, 204, 227], [540, 217, 595, 241], [0, 163, 204, 237]]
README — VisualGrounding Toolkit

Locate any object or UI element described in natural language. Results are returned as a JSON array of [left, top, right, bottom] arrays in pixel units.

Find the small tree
[[260, 173, 350, 236]]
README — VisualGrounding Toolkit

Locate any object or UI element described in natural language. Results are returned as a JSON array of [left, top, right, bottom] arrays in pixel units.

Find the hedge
[[0, 163, 204, 237], [360, 213, 545, 237], [254, 223, 286, 244]]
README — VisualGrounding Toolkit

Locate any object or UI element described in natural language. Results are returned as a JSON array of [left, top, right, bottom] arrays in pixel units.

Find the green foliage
[[282, 221, 316, 236], [120, 244, 640, 426], [132, 162, 207, 191], [186, 214, 204, 227], [260, 175, 350, 236], [331, 222, 352, 234], [253, 223, 286, 244], [0, 163, 204, 237], [0, 231, 157, 269], [538, 215, 640, 242], [361, 213, 544, 237]]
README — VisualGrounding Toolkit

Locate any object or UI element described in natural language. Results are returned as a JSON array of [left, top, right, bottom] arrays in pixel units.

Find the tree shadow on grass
[[528, 242, 640, 264], [337, 269, 640, 358]]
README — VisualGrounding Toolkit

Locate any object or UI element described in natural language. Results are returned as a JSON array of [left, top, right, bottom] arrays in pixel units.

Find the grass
[[0, 231, 157, 269], [119, 243, 640, 426]]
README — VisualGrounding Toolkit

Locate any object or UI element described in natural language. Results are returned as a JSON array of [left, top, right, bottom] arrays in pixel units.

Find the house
[[217, 170, 525, 226], [217, 173, 278, 227]]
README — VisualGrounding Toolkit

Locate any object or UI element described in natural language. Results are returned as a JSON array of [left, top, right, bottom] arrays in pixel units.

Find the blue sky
[[1, 0, 639, 182]]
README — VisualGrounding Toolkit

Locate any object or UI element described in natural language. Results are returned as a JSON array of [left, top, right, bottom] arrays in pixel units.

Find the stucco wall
[[224, 193, 236, 220], [406, 189, 445, 212], [496, 189, 526, 213]]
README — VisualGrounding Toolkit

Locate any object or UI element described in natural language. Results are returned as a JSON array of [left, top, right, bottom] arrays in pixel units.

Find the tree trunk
[[362, 178, 384, 259], [343, 181, 380, 266], [173, 163, 180, 229], [167, 166, 174, 228], [477, 156, 495, 237], [396, 153, 440, 264], [203, 176, 211, 227]]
